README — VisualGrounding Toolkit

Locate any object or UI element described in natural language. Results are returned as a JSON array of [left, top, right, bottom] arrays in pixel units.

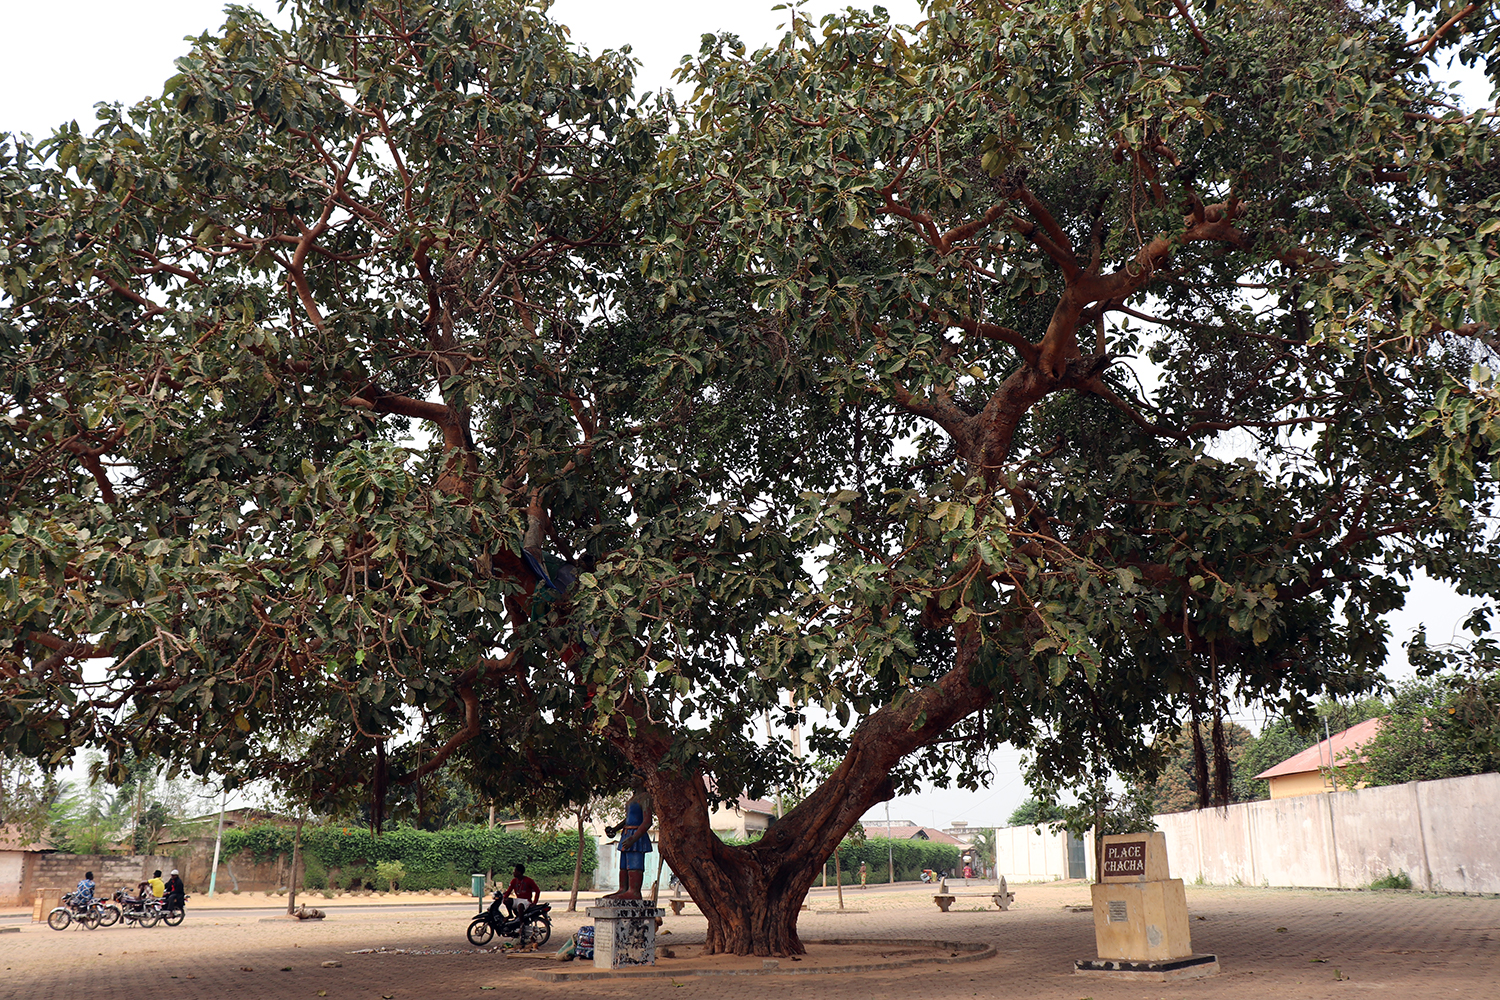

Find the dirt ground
[[3, 879, 1496, 999]]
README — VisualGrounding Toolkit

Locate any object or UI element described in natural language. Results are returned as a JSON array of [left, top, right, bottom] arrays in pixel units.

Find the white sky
[[3, 0, 1489, 830]]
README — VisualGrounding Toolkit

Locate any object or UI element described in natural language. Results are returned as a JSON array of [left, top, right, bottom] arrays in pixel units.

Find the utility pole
[[207, 786, 227, 897]]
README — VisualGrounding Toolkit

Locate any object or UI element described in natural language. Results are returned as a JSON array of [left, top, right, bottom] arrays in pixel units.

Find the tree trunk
[[568, 806, 585, 912], [609, 635, 992, 956]]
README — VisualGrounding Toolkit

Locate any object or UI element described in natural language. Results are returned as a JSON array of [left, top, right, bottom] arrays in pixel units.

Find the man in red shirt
[[503, 864, 540, 921]]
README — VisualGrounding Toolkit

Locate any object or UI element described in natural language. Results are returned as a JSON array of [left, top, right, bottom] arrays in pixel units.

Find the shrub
[[375, 859, 406, 891], [221, 823, 596, 892], [818, 837, 961, 884], [301, 855, 328, 891]]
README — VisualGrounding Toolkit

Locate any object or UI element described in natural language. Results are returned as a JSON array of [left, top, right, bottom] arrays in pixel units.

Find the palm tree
[[967, 828, 998, 879]]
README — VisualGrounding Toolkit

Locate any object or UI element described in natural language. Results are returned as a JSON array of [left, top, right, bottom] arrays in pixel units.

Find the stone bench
[[933, 878, 1015, 912]]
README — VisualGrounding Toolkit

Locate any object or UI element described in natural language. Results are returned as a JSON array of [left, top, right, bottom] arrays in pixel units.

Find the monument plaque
[[1103, 841, 1147, 878]]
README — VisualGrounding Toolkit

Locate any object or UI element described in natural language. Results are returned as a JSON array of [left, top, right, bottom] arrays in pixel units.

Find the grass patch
[[1368, 870, 1413, 890]]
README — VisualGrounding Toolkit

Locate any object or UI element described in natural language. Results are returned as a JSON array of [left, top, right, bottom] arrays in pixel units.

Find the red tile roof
[[736, 793, 777, 816], [702, 776, 776, 816], [1254, 716, 1384, 779], [872, 824, 967, 845], [0, 826, 54, 851]]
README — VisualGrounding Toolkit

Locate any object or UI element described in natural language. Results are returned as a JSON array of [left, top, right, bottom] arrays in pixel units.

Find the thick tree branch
[[1169, 0, 1212, 55], [1011, 186, 1081, 278], [886, 380, 973, 440], [1407, 4, 1477, 59], [920, 302, 1041, 368]]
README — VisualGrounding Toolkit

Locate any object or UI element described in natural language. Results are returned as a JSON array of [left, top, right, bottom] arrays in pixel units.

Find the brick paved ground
[[3, 881, 1496, 1000]]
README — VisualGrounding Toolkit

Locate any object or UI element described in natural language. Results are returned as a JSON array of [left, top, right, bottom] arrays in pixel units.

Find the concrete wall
[[1156, 772, 1500, 893], [993, 824, 1094, 881], [24, 853, 180, 905], [0, 851, 25, 907]]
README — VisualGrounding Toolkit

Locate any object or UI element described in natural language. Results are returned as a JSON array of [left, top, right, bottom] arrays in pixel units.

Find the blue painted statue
[[603, 777, 653, 900]]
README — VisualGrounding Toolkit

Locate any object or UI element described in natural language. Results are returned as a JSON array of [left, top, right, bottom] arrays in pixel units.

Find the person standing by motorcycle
[[502, 864, 540, 923]]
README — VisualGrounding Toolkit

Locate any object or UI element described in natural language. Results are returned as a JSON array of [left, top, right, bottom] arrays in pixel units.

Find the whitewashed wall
[[1155, 772, 1500, 893], [993, 824, 1094, 881]]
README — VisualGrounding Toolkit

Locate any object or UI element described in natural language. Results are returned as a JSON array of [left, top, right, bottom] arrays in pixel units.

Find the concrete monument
[[1075, 832, 1219, 981]]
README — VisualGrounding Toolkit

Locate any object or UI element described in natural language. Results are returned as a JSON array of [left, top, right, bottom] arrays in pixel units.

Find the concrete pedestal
[[1076, 833, 1217, 981], [1089, 879, 1193, 962], [585, 900, 663, 969]]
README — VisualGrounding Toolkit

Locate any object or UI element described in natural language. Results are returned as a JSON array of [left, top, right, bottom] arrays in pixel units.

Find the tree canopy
[[2, 0, 1498, 955]]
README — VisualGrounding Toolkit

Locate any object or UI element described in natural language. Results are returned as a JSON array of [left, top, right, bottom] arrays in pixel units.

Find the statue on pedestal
[[602, 776, 653, 900]]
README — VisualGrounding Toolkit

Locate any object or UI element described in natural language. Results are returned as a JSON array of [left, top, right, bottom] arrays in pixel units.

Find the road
[[3, 880, 1496, 1000]]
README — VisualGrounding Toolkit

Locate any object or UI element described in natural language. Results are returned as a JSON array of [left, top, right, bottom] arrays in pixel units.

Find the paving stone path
[[2, 881, 1495, 999]]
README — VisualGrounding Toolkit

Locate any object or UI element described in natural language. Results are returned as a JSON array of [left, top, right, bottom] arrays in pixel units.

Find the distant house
[[705, 792, 777, 838], [155, 807, 289, 849], [0, 827, 55, 907], [942, 821, 976, 844], [1254, 717, 1384, 799], [866, 823, 967, 846]]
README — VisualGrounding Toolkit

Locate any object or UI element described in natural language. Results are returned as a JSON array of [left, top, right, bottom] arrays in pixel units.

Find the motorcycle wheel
[[97, 903, 122, 927], [466, 916, 495, 947], [522, 915, 552, 948], [139, 909, 160, 929], [77, 908, 101, 930], [162, 908, 184, 927], [46, 907, 71, 931]]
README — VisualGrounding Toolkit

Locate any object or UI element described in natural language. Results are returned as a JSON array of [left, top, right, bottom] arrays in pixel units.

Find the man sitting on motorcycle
[[502, 864, 540, 924], [163, 870, 185, 909], [75, 871, 96, 907], [139, 869, 165, 900]]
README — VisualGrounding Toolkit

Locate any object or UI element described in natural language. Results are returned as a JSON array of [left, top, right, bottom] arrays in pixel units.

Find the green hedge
[[718, 834, 962, 885], [221, 824, 596, 892], [825, 838, 963, 884]]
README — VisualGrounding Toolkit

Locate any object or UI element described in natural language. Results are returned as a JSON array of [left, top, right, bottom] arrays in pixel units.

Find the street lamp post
[[885, 802, 894, 884]]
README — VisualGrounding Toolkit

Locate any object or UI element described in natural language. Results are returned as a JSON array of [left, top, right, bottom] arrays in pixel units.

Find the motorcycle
[[46, 891, 106, 930], [154, 892, 188, 927], [466, 892, 552, 949], [111, 888, 160, 928]]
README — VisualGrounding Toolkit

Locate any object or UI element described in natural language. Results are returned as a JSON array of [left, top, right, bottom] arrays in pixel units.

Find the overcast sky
[[3, 1, 1489, 831]]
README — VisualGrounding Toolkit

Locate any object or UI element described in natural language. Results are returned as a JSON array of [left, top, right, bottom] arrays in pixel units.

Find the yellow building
[[1254, 717, 1384, 799]]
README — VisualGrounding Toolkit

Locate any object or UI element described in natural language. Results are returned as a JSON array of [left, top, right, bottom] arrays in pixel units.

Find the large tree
[[2, 0, 1498, 956]]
